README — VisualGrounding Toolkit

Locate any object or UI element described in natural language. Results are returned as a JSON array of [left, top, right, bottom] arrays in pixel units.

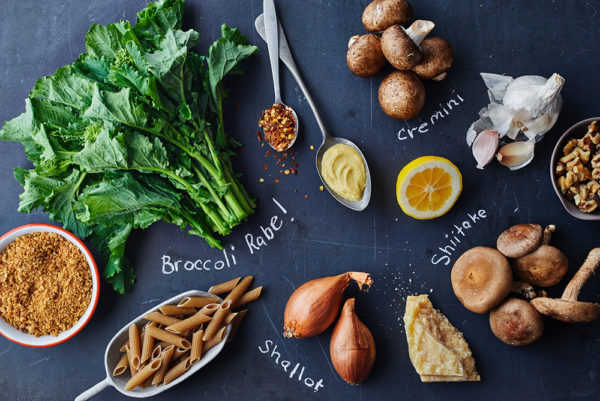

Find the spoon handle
[[263, 0, 281, 104], [74, 377, 111, 401], [255, 14, 329, 144]]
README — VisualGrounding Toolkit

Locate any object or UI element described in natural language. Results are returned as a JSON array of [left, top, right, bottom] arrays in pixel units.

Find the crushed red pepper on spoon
[[259, 103, 297, 152]]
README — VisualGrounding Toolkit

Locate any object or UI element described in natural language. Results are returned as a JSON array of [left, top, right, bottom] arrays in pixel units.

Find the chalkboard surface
[[1, 1, 599, 400]]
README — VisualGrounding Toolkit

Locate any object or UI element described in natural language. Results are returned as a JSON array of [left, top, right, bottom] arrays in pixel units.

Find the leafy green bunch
[[0, 0, 258, 293]]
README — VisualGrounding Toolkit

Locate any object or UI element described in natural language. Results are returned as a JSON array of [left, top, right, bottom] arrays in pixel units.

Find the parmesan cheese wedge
[[404, 295, 480, 382]]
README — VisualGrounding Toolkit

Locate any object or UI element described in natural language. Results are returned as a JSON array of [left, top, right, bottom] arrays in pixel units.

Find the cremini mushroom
[[380, 20, 435, 70], [346, 34, 387, 78], [489, 298, 544, 346], [451, 247, 513, 314], [362, 0, 413, 32], [378, 70, 425, 120], [497, 223, 568, 287], [412, 37, 454, 81], [531, 248, 600, 323]]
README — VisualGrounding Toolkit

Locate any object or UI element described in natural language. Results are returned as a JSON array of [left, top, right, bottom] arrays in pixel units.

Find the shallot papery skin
[[283, 272, 373, 339], [330, 298, 376, 385]]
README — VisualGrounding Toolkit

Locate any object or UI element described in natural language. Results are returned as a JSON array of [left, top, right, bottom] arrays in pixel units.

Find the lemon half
[[396, 156, 462, 220]]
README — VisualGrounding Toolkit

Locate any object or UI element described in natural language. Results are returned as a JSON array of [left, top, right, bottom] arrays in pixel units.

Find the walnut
[[565, 171, 578, 187], [591, 132, 600, 145], [565, 186, 577, 199], [579, 199, 599, 213], [566, 156, 581, 171], [587, 180, 600, 194], [593, 168, 600, 181], [574, 165, 592, 181], [591, 154, 600, 169], [560, 150, 578, 164], [562, 138, 577, 155], [578, 136, 594, 152], [555, 162, 566, 175], [557, 176, 568, 193], [576, 147, 591, 164], [587, 120, 599, 135]]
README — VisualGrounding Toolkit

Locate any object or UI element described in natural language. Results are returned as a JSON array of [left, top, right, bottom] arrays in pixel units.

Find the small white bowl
[[0, 224, 100, 347]]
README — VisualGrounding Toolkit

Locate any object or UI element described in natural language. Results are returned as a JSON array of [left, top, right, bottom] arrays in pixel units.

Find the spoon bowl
[[316, 136, 372, 211], [75, 290, 230, 400], [260, 102, 299, 152]]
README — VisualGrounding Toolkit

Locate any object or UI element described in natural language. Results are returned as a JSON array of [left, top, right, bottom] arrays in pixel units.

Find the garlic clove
[[472, 129, 499, 169], [496, 141, 535, 170]]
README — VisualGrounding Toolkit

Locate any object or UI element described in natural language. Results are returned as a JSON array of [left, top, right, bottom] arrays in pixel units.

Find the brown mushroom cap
[[346, 34, 387, 78], [489, 298, 544, 346], [497, 223, 543, 258], [378, 71, 425, 120], [451, 247, 513, 314], [530, 298, 600, 323], [381, 25, 422, 70], [513, 245, 569, 287], [362, 0, 413, 32], [531, 247, 600, 323], [412, 37, 454, 80]]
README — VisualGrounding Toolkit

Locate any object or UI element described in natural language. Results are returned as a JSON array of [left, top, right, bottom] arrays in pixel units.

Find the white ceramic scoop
[[75, 290, 230, 400]]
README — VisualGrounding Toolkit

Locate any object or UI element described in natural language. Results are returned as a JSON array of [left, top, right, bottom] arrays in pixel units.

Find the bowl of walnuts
[[551, 117, 600, 220]]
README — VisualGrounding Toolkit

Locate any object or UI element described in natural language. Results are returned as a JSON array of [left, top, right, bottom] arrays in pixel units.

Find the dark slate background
[[1, 1, 599, 400]]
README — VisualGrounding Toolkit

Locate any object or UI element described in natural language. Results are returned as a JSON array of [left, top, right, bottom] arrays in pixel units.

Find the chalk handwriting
[[244, 198, 290, 255], [259, 339, 324, 393], [431, 209, 488, 266], [161, 246, 237, 274], [397, 91, 465, 141]]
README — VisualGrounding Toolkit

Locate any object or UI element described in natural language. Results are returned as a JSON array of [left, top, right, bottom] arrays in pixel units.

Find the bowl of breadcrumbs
[[0, 224, 99, 347]]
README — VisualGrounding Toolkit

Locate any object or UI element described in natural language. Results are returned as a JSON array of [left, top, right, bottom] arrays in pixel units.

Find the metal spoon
[[255, 14, 371, 211], [261, 0, 298, 152]]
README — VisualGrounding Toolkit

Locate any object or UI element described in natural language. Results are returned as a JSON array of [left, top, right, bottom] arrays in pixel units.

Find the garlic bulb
[[467, 72, 565, 145]]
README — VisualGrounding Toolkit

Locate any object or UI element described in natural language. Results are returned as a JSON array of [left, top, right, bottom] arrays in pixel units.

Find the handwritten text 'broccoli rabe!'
[[161, 198, 290, 274], [430, 209, 488, 266]]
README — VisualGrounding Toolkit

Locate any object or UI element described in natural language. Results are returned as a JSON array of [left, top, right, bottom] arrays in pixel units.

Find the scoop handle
[[74, 378, 111, 401]]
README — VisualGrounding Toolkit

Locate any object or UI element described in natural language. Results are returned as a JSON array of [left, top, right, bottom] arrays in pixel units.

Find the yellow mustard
[[321, 144, 366, 201]]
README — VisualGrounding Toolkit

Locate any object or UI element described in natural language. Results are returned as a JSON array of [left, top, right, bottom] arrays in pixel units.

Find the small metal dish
[[550, 117, 600, 221]]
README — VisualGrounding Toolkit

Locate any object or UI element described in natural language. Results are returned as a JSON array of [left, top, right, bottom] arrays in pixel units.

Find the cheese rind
[[404, 294, 480, 382]]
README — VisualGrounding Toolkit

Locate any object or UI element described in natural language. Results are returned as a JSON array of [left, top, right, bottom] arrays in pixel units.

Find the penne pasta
[[227, 309, 248, 343], [203, 300, 231, 341], [177, 296, 220, 308], [152, 345, 175, 385], [208, 277, 241, 295], [159, 305, 197, 316], [125, 345, 138, 377], [173, 346, 190, 360], [165, 311, 212, 334], [223, 276, 253, 305], [128, 324, 141, 369], [125, 358, 162, 391], [223, 311, 238, 325], [146, 325, 191, 349], [203, 326, 226, 352], [144, 311, 181, 327], [151, 344, 162, 360], [140, 322, 156, 364], [112, 353, 129, 376], [163, 356, 191, 385], [198, 303, 220, 316], [190, 329, 204, 365], [119, 324, 147, 353], [232, 286, 263, 308]]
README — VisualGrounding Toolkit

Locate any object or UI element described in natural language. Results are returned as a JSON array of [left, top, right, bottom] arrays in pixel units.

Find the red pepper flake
[[284, 169, 290, 175], [258, 103, 297, 152], [275, 179, 280, 183], [304, 194, 309, 199], [264, 164, 268, 170], [256, 131, 263, 143], [290, 167, 297, 175]]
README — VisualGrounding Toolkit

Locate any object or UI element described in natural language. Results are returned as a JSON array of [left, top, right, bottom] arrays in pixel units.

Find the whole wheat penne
[[125, 345, 138, 377], [112, 353, 129, 376], [198, 303, 220, 316], [119, 325, 147, 353], [173, 346, 190, 360], [203, 300, 231, 341], [140, 322, 156, 364], [223, 276, 253, 304], [223, 311, 238, 325], [190, 329, 204, 365], [227, 309, 248, 343], [129, 324, 141, 369], [151, 344, 162, 360], [177, 296, 220, 308], [163, 356, 191, 385], [147, 326, 191, 349], [152, 345, 175, 385], [232, 286, 263, 308], [144, 311, 181, 326], [125, 358, 162, 391], [159, 305, 197, 316], [208, 277, 241, 295], [165, 311, 211, 334], [203, 326, 226, 352]]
